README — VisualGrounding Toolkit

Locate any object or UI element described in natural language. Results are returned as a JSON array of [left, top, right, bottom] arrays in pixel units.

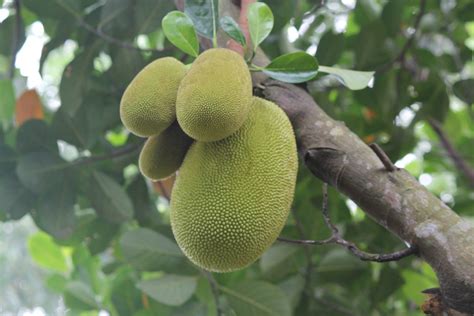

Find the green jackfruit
[[176, 48, 252, 142], [120, 57, 186, 137], [170, 97, 298, 272], [139, 122, 193, 181]]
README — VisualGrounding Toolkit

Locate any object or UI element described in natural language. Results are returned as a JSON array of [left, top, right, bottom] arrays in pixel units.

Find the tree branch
[[261, 79, 474, 314], [71, 142, 143, 167], [428, 118, 474, 188], [279, 184, 418, 263], [377, 0, 427, 73]]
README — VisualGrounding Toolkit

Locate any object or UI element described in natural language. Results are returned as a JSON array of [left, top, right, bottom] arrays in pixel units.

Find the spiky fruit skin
[[139, 122, 193, 181], [176, 48, 252, 142], [120, 57, 186, 137], [170, 97, 298, 272]]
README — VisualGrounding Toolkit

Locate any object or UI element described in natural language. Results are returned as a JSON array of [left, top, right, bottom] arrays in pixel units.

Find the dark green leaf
[[263, 51, 319, 83], [162, 11, 199, 57], [28, 231, 69, 272], [16, 152, 67, 195], [22, 0, 80, 19], [137, 275, 198, 306], [0, 144, 16, 176], [98, 0, 134, 38], [221, 280, 291, 316], [381, 0, 405, 36], [134, 0, 174, 34], [315, 31, 345, 66], [0, 79, 15, 125], [64, 281, 99, 310], [88, 171, 133, 223], [127, 176, 161, 229], [59, 41, 102, 116], [453, 79, 474, 104], [220, 16, 246, 46], [120, 228, 184, 271], [0, 173, 35, 220], [16, 119, 58, 154], [248, 2, 274, 50], [184, 0, 219, 40], [318, 65, 374, 90], [0, 15, 26, 56], [33, 182, 77, 240]]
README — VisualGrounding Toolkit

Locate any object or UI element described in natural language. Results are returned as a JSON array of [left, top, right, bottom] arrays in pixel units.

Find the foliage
[[0, 0, 473, 315]]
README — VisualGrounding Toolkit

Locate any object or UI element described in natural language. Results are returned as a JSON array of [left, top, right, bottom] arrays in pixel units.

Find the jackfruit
[[176, 48, 252, 142], [170, 97, 298, 272], [139, 122, 193, 181], [120, 57, 186, 137]]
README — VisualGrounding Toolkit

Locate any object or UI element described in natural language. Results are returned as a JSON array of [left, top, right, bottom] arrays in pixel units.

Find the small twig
[[72, 142, 143, 167], [369, 143, 398, 172], [78, 20, 169, 53], [377, 0, 427, 73], [278, 183, 417, 262], [428, 118, 474, 188], [201, 270, 222, 316], [9, 0, 22, 78], [302, 0, 326, 20]]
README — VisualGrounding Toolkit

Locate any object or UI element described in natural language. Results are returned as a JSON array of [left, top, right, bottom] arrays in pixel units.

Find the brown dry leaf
[[153, 175, 175, 200], [15, 89, 44, 126]]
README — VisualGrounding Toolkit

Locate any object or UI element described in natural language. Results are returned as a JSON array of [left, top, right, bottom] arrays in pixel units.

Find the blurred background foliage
[[0, 0, 473, 315]]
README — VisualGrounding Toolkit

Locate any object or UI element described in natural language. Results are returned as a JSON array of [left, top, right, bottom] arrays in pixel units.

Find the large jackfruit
[[120, 57, 186, 137], [176, 48, 252, 142], [170, 97, 298, 272], [139, 122, 193, 181]]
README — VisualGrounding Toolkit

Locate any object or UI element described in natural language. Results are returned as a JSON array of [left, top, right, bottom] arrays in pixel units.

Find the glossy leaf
[[137, 275, 198, 306], [221, 280, 291, 316], [162, 11, 199, 57], [185, 0, 219, 41], [453, 79, 474, 104], [220, 16, 246, 46], [120, 228, 184, 271], [319, 65, 375, 90], [28, 232, 68, 272], [88, 171, 134, 223], [263, 51, 319, 83], [247, 2, 274, 50]]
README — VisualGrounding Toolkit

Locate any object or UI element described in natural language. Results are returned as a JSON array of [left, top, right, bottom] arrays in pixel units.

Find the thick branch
[[261, 79, 474, 314], [428, 118, 474, 188]]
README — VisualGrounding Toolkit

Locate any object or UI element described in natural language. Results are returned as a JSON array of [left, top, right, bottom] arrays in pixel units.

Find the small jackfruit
[[170, 97, 298, 272], [176, 48, 252, 142], [139, 122, 193, 181], [120, 57, 186, 137]]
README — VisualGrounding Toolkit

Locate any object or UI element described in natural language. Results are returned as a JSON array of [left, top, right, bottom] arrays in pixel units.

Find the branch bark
[[260, 80, 474, 314]]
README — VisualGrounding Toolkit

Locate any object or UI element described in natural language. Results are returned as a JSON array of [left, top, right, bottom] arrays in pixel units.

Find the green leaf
[[260, 243, 299, 277], [16, 152, 67, 195], [28, 231, 68, 272], [162, 11, 199, 57], [263, 51, 319, 83], [120, 228, 184, 271], [0, 15, 26, 56], [247, 2, 274, 51], [134, 0, 174, 34], [318, 65, 374, 90], [88, 171, 133, 223], [0, 144, 16, 176], [0, 79, 15, 125], [221, 280, 291, 316], [64, 281, 99, 310], [452, 79, 474, 104], [16, 119, 58, 154], [185, 0, 219, 41], [315, 31, 345, 66], [59, 41, 102, 116], [137, 274, 198, 306], [220, 16, 246, 46], [33, 181, 76, 240], [127, 176, 161, 229], [0, 173, 35, 220]]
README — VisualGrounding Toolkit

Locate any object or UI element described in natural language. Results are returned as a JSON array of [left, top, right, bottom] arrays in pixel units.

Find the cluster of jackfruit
[[120, 48, 298, 272]]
